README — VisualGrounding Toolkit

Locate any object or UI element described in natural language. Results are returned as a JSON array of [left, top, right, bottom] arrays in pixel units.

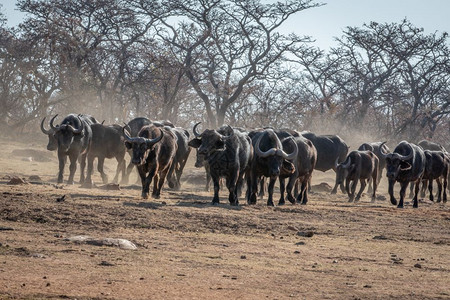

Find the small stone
[[414, 263, 422, 268], [294, 250, 300, 254], [46, 283, 51, 287], [363, 284, 372, 288], [240, 255, 247, 259]]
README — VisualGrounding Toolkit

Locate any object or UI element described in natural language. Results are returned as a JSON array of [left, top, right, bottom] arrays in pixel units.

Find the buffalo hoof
[[371, 197, 376, 203], [300, 200, 307, 205], [330, 189, 337, 195], [230, 201, 239, 206], [397, 204, 404, 208], [390, 198, 397, 205], [67, 180, 74, 185], [211, 201, 219, 205], [354, 196, 360, 202], [168, 181, 175, 189], [81, 181, 94, 189], [287, 195, 296, 204], [278, 199, 285, 206], [141, 193, 149, 199], [267, 200, 275, 207]]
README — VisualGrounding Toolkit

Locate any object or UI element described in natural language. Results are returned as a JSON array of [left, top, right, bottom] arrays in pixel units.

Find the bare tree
[[157, 0, 320, 127]]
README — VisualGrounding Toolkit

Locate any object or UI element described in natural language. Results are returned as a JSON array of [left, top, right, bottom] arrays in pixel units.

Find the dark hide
[[124, 125, 178, 199], [384, 141, 426, 208], [300, 131, 349, 194], [85, 123, 127, 186], [335, 150, 379, 202]]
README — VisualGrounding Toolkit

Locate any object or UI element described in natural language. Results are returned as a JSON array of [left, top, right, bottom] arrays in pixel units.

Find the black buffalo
[[279, 136, 317, 205], [248, 129, 298, 206], [358, 142, 389, 191], [422, 150, 448, 203], [84, 123, 127, 186], [382, 141, 426, 208], [50, 114, 96, 184], [300, 131, 349, 194], [122, 117, 152, 183], [188, 123, 252, 206], [167, 127, 191, 190], [335, 150, 379, 202], [124, 125, 178, 199]]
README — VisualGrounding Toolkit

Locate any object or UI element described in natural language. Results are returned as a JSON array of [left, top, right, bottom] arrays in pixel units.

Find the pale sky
[[1, 0, 449, 50]]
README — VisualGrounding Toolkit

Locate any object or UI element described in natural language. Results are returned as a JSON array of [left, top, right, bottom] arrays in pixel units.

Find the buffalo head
[[41, 116, 58, 151], [123, 126, 164, 165], [255, 130, 298, 177], [382, 143, 413, 180], [335, 156, 353, 185], [188, 122, 231, 160], [51, 115, 84, 152]]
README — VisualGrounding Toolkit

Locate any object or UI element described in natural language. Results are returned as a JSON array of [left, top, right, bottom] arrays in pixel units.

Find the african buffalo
[[50, 114, 96, 184], [300, 131, 349, 194], [422, 150, 448, 203], [382, 141, 426, 208], [248, 129, 298, 206], [84, 123, 127, 186], [279, 136, 317, 205], [335, 150, 379, 202], [167, 127, 191, 190], [358, 142, 389, 191], [188, 123, 252, 206], [124, 124, 178, 199]]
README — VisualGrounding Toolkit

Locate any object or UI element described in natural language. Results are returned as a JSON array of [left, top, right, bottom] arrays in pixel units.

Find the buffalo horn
[[40, 117, 52, 134], [341, 157, 352, 169], [255, 133, 278, 158], [277, 136, 298, 161], [193, 122, 202, 138], [67, 116, 84, 134], [122, 126, 141, 143], [145, 128, 164, 146], [395, 143, 414, 161], [49, 114, 59, 131]]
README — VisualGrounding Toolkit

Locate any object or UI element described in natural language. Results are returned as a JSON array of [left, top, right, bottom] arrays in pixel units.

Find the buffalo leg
[[420, 179, 427, 198], [67, 154, 78, 185], [345, 178, 351, 200], [349, 179, 358, 202], [97, 157, 108, 184], [367, 177, 373, 194], [371, 172, 377, 202], [152, 173, 160, 198], [114, 156, 126, 184], [79, 153, 87, 184], [154, 168, 170, 199], [259, 177, 265, 200], [248, 173, 259, 205], [297, 178, 308, 205], [267, 177, 277, 206], [278, 177, 286, 205], [412, 179, 420, 208], [205, 166, 212, 192], [212, 175, 221, 205], [408, 182, 414, 198], [140, 167, 155, 199], [428, 178, 435, 202], [398, 181, 409, 208], [436, 178, 442, 203], [286, 176, 297, 204], [57, 153, 66, 184], [227, 170, 239, 206], [85, 154, 95, 187], [443, 175, 448, 203], [355, 179, 366, 202], [388, 179, 397, 205]]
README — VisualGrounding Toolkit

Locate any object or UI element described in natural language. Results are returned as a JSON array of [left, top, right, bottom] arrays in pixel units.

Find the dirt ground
[[0, 136, 449, 300]]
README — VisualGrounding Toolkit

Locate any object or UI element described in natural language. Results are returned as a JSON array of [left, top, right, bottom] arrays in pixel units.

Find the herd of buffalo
[[39, 113, 449, 209]]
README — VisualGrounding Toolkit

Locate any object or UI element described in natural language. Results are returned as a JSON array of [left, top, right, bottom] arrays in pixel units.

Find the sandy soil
[[0, 137, 449, 299]]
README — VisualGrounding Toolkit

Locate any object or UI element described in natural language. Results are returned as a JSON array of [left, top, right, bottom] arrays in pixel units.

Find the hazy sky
[[1, 0, 449, 50]]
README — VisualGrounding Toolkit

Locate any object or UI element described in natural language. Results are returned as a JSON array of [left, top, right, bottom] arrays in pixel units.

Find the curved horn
[[145, 128, 164, 146], [67, 116, 84, 134], [122, 125, 141, 143], [40, 117, 52, 134], [341, 156, 352, 169], [49, 114, 59, 131], [255, 132, 277, 158], [193, 122, 202, 138], [277, 136, 298, 161], [379, 142, 389, 158], [396, 146, 414, 161]]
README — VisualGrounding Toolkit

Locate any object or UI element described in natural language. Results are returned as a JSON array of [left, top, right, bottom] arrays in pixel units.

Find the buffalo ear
[[400, 162, 412, 171], [125, 141, 133, 150], [188, 138, 202, 148]]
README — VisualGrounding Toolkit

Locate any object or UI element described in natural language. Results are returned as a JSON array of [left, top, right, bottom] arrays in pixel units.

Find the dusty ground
[[0, 136, 449, 300]]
